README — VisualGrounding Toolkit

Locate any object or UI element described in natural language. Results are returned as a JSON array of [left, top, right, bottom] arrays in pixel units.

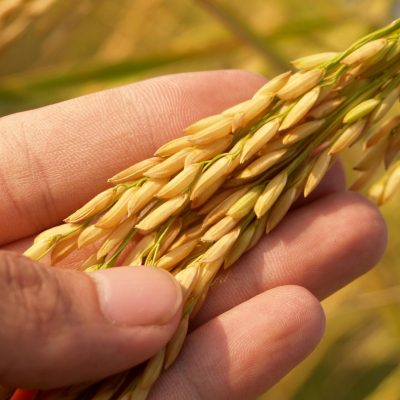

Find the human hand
[[0, 71, 387, 398]]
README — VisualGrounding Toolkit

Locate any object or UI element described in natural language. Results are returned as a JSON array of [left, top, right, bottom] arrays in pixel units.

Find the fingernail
[[89, 266, 182, 326]]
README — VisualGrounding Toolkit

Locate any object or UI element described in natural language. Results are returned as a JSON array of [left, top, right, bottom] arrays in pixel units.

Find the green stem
[[104, 227, 137, 268], [325, 18, 400, 68], [145, 217, 176, 265]]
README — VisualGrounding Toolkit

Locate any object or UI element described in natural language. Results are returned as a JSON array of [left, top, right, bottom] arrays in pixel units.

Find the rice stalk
[[21, 19, 400, 400]]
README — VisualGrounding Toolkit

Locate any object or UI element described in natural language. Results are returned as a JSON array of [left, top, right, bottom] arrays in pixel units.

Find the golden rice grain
[[354, 138, 387, 171], [202, 186, 249, 227], [125, 233, 156, 266], [254, 171, 288, 217], [192, 259, 224, 297], [224, 223, 256, 268], [238, 94, 275, 126], [309, 97, 346, 119], [365, 115, 400, 148], [252, 71, 292, 98], [184, 136, 233, 166], [65, 188, 118, 223], [145, 148, 192, 179], [190, 157, 232, 202], [343, 99, 380, 124], [384, 131, 400, 167], [157, 163, 202, 199], [51, 233, 79, 265], [235, 150, 287, 180], [304, 150, 332, 197], [96, 186, 138, 229], [188, 118, 233, 145], [266, 187, 298, 233], [329, 119, 367, 154], [184, 114, 230, 134], [247, 214, 268, 249], [158, 219, 183, 256], [109, 157, 162, 183], [170, 224, 205, 250], [97, 218, 136, 259], [23, 239, 54, 261], [201, 216, 239, 242], [277, 69, 324, 101], [382, 161, 400, 203], [291, 52, 338, 70], [282, 119, 325, 144], [135, 194, 189, 234], [197, 188, 235, 215], [368, 179, 386, 205], [128, 179, 167, 215], [81, 254, 100, 270], [164, 315, 189, 369], [34, 223, 81, 244], [201, 228, 241, 263], [137, 348, 166, 389], [123, 386, 149, 400], [78, 224, 110, 248], [155, 136, 192, 157], [240, 119, 280, 163], [157, 239, 198, 270], [191, 177, 225, 208], [226, 185, 263, 219], [174, 263, 200, 303], [280, 86, 320, 130], [371, 88, 399, 122], [342, 39, 388, 65]]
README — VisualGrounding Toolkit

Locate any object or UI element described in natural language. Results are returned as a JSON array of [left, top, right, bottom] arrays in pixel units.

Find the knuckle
[[0, 252, 71, 336], [0, 115, 59, 238]]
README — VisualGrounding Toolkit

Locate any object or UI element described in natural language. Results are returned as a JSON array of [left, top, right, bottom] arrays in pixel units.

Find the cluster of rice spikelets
[[22, 19, 400, 400]]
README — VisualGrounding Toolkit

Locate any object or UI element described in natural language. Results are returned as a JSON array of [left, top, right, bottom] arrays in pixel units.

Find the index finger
[[0, 70, 266, 244]]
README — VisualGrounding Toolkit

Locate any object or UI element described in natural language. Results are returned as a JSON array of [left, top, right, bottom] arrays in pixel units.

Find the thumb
[[0, 251, 182, 389]]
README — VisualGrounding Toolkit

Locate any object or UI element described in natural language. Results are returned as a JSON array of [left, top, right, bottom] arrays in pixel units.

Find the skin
[[0, 70, 387, 399]]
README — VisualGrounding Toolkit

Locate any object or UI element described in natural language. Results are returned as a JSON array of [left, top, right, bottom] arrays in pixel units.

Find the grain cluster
[[23, 19, 400, 400]]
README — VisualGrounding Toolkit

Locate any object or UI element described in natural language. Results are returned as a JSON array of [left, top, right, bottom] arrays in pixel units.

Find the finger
[[1, 159, 346, 257], [150, 285, 325, 400], [0, 70, 266, 244], [0, 385, 13, 399], [0, 252, 182, 389], [194, 192, 387, 327]]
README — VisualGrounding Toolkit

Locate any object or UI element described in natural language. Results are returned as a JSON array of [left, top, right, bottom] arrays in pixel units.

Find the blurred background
[[1, 0, 400, 399]]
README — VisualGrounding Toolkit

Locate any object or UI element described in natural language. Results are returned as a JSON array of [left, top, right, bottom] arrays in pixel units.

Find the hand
[[0, 70, 387, 398]]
